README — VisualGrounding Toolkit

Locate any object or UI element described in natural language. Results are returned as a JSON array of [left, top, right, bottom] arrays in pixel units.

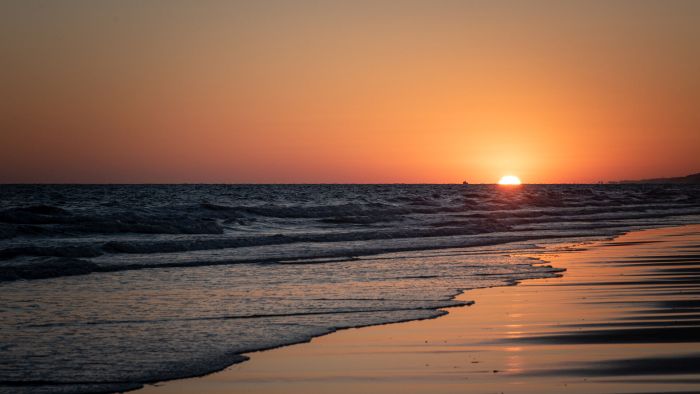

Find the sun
[[498, 175, 522, 185]]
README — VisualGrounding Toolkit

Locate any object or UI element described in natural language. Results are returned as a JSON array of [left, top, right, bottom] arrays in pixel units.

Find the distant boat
[[462, 181, 469, 185]]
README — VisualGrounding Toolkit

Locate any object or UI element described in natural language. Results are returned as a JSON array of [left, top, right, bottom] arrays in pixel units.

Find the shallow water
[[0, 184, 698, 392], [147, 226, 700, 394]]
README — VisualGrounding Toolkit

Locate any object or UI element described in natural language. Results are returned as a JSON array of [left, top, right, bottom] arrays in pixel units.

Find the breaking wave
[[1, 184, 699, 281]]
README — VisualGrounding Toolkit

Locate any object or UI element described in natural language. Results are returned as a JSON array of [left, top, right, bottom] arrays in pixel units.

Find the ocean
[[1, 184, 699, 393]]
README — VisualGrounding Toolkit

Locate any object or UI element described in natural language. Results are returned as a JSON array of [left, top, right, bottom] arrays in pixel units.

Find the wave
[[0, 257, 99, 281], [0, 243, 561, 393], [0, 228, 645, 282], [0, 184, 697, 282], [1, 208, 697, 259]]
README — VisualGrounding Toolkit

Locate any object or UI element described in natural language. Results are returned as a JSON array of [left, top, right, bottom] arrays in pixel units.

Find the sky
[[1, 0, 699, 184]]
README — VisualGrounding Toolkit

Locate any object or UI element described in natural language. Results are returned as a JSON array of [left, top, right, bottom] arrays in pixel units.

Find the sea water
[[1, 184, 699, 393]]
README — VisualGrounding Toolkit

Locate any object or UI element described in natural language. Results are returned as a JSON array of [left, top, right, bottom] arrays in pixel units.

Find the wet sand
[[140, 225, 700, 393]]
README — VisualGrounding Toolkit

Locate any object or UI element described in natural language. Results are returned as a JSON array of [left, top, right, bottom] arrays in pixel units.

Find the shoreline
[[138, 224, 700, 393]]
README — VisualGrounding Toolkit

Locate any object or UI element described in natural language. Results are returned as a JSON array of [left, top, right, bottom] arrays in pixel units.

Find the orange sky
[[2, 1, 699, 183]]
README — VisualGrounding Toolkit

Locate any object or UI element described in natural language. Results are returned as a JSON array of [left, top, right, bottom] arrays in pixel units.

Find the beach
[[140, 224, 700, 393], [3, 1, 699, 392]]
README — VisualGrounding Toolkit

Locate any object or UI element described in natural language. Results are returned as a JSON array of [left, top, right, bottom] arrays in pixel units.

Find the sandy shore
[[139, 225, 700, 393]]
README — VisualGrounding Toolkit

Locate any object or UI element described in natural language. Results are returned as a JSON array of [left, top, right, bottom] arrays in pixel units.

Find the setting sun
[[498, 175, 522, 185]]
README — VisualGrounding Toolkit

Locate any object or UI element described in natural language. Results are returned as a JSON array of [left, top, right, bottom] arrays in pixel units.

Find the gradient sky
[[2, 0, 699, 183]]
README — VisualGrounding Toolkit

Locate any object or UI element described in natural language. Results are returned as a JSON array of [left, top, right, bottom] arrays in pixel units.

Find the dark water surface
[[1, 184, 699, 393]]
